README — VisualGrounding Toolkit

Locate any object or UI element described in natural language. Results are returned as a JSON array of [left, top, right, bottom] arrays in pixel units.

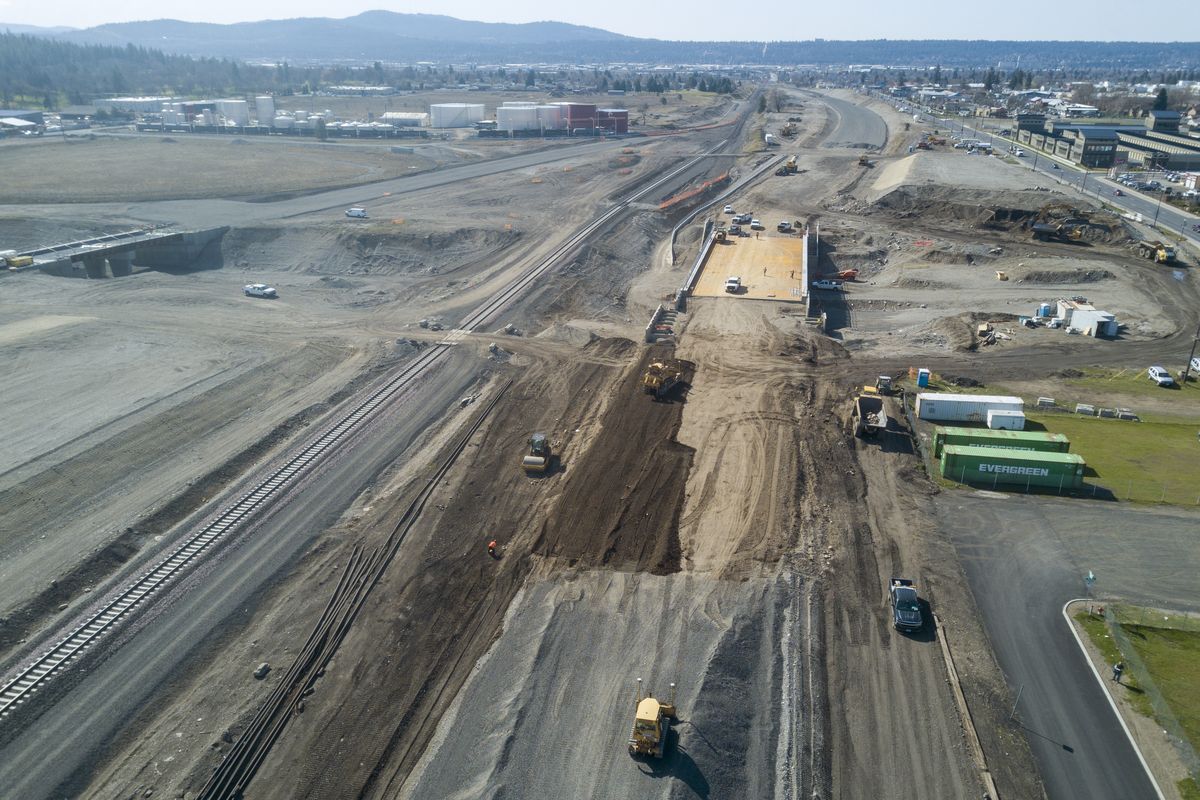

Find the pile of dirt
[[223, 225, 522, 276], [1022, 267, 1114, 284], [533, 345, 694, 574], [874, 186, 1066, 228]]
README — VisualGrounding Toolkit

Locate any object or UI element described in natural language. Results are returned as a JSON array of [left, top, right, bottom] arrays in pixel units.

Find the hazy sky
[[3, 0, 1198, 40]]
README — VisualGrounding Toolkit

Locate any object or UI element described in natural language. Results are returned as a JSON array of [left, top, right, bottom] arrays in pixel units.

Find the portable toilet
[[1037, 303, 1052, 318], [916, 368, 931, 388]]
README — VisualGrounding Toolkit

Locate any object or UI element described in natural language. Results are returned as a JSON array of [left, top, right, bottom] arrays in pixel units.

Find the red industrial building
[[598, 108, 629, 134]]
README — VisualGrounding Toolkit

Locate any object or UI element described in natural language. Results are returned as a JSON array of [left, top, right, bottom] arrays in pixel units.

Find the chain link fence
[[1105, 604, 1200, 787]]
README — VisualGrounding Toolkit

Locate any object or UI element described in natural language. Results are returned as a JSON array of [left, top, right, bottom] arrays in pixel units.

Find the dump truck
[[785, 155, 798, 173], [854, 392, 887, 437], [1031, 222, 1082, 242], [628, 679, 676, 758], [875, 375, 895, 395], [522, 433, 551, 473], [858, 154, 870, 167], [1135, 240, 1175, 263], [642, 360, 683, 400]]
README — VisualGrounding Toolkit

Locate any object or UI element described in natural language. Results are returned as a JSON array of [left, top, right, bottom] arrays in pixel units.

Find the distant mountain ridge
[[53, 12, 629, 60], [6, 13, 1198, 69]]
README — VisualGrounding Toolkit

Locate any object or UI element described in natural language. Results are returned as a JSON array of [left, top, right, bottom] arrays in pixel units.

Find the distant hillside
[[0, 23, 76, 35], [0, 33, 287, 107], [58, 12, 629, 61], [37, 15, 1200, 69]]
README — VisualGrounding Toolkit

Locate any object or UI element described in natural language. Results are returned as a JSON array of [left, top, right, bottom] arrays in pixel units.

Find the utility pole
[[1183, 318, 1200, 385]]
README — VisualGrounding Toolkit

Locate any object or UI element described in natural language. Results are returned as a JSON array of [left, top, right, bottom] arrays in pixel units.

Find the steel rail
[[0, 134, 735, 724]]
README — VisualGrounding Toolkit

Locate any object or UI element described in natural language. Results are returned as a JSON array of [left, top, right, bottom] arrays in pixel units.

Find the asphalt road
[[0, 349, 481, 796], [810, 91, 889, 150], [938, 492, 1200, 800], [6, 136, 634, 230], [948, 117, 1200, 249]]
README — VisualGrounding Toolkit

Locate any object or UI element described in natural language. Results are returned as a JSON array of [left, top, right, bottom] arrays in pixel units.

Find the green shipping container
[[933, 426, 1070, 458], [941, 445, 1085, 489]]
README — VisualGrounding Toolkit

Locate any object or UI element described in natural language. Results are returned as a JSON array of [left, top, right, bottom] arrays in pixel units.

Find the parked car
[[345, 207, 368, 218], [1147, 366, 1175, 387], [724, 276, 742, 294], [749, 219, 764, 230], [734, 213, 753, 225], [723, 204, 734, 214], [729, 224, 743, 236], [243, 283, 278, 299], [1190, 356, 1200, 372], [777, 221, 793, 232], [810, 279, 843, 291]]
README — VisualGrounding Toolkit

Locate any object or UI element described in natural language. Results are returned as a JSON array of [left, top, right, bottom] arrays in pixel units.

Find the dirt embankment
[[533, 345, 694, 574], [89, 335, 701, 800]]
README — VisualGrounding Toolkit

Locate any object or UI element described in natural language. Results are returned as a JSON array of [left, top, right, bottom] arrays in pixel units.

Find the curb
[[934, 613, 1000, 799], [1061, 599, 1165, 800]]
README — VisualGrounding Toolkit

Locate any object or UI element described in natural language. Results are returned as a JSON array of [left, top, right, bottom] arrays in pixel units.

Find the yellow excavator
[[628, 679, 677, 758], [642, 360, 683, 400], [522, 433, 551, 473]]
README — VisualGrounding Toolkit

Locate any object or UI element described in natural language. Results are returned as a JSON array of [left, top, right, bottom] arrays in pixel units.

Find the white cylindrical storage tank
[[497, 106, 540, 132], [273, 116, 294, 129], [217, 99, 249, 126], [295, 110, 308, 121], [429, 103, 485, 128], [256, 96, 275, 124], [535, 105, 563, 130]]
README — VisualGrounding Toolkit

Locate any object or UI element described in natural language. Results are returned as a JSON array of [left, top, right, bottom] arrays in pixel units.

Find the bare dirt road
[[13, 85, 1163, 800]]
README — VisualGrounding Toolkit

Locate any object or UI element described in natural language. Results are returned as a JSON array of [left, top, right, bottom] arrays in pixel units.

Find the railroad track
[[0, 135, 737, 725], [199, 382, 510, 800]]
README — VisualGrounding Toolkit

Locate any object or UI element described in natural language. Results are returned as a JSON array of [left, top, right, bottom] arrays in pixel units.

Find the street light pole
[[1153, 192, 1165, 227]]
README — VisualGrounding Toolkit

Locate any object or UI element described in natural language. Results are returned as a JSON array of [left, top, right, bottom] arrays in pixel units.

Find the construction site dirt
[[6, 85, 1200, 800]]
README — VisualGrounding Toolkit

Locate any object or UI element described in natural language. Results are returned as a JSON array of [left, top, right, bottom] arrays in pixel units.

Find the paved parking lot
[[692, 233, 807, 301]]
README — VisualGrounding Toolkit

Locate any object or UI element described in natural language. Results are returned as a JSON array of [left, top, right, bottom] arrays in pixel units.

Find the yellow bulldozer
[[522, 433, 551, 473], [628, 679, 677, 758], [642, 360, 683, 400]]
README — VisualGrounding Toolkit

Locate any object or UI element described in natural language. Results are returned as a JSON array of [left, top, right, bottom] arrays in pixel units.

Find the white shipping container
[[915, 392, 1024, 423], [987, 409, 1026, 430]]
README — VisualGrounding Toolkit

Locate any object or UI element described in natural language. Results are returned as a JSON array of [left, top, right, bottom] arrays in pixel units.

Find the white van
[[345, 207, 368, 218]]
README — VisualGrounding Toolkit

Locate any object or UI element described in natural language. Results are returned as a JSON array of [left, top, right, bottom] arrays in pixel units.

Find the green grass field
[[1123, 624, 1200, 752], [1025, 413, 1200, 504], [1077, 606, 1200, 795], [1074, 611, 1153, 717], [1064, 367, 1200, 405]]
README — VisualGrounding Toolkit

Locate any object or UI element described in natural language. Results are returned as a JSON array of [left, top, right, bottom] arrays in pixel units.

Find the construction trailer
[[940, 445, 1085, 490], [932, 426, 1069, 459], [915, 392, 1024, 423], [987, 409, 1026, 430]]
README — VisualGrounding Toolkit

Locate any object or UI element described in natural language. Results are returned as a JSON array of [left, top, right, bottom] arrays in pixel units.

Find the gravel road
[[400, 569, 811, 800]]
